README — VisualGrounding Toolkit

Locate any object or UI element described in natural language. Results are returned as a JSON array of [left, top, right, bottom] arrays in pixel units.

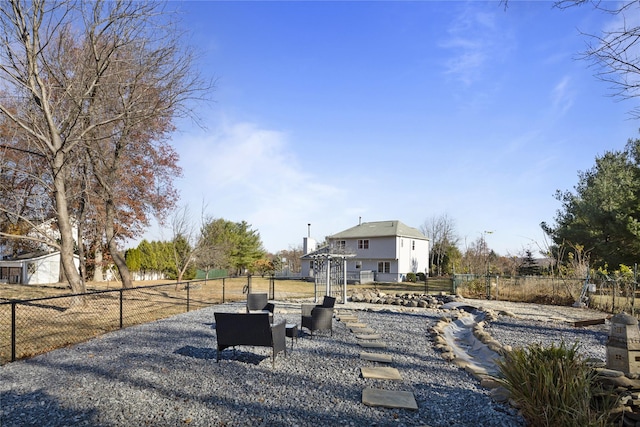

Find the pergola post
[[325, 255, 331, 297], [342, 256, 347, 304]]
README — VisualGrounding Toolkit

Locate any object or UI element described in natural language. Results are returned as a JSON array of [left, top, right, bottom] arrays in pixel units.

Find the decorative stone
[[596, 368, 625, 378], [360, 367, 402, 380], [351, 328, 376, 334], [359, 342, 387, 348], [356, 334, 383, 340], [360, 352, 393, 363], [362, 388, 418, 410], [346, 323, 368, 328]]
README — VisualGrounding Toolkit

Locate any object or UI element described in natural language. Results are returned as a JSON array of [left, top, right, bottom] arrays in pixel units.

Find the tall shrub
[[496, 341, 615, 427]]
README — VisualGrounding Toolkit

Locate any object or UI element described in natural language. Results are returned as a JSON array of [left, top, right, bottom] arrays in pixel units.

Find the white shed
[[0, 251, 79, 285]]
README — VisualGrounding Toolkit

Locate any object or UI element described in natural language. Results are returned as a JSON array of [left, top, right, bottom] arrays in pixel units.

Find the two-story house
[[301, 220, 429, 283]]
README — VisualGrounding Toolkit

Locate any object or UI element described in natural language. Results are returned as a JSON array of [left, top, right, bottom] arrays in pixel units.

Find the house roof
[[300, 244, 356, 259], [2, 250, 54, 262], [328, 220, 428, 241]]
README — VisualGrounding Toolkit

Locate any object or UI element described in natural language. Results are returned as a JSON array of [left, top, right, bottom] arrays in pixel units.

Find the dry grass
[[0, 277, 319, 365], [0, 276, 456, 365]]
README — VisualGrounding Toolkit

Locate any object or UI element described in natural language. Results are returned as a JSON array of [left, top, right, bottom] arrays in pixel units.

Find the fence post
[[222, 278, 226, 303], [119, 289, 124, 329], [11, 302, 16, 362], [247, 274, 252, 294], [269, 275, 275, 300], [485, 273, 491, 300], [186, 282, 190, 312]]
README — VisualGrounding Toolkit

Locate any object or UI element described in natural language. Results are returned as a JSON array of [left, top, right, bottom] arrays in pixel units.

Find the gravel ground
[[0, 299, 610, 427]]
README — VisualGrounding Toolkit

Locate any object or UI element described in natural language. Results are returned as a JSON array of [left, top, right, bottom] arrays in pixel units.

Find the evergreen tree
[[518, 250, 541, 276]]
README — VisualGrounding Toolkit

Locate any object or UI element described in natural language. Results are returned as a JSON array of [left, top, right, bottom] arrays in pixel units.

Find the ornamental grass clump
[[496, 341, 616, 427]]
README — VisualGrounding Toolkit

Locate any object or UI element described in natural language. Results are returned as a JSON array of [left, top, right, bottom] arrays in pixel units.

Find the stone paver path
[[336, 309, 418, 411], [345, 322, 368, 329], [358, 341, 387, 348], [351, 327, 376, 334], [355, 334, 383, 340], [361, 367, 403, 380], [360, 352, 393, 363], [362, 388, 419, 410]]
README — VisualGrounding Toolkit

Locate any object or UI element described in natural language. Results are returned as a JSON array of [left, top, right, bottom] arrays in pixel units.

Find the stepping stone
[[350, 327, 375, 334], [356, 334, 383, 340], [361, 367, 403, 380], [345, 322, 368, 328], [338, 315, 359, 322], [360, 352, 393, 363], [362, 388, 418, 410], [359, 341, 387, 348]]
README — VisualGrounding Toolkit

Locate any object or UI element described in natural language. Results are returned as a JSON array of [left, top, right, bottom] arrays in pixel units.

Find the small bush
[[406, 272, 416, 283], [416, 272, 426, 281], [496, 341, 616, 427]]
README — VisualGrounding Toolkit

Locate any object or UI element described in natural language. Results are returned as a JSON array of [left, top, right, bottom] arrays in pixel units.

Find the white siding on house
[[301, 220, 429, 282], [397, 237, 429, 277]]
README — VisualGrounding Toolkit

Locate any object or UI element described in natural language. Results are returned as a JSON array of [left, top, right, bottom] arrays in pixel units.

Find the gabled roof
[[300, 245, 329, 259], [300, 244, 356, 259], [328, 220, 428, 240]]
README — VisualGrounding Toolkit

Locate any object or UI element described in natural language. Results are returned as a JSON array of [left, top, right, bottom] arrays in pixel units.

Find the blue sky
[[138, 1, 640, 257]]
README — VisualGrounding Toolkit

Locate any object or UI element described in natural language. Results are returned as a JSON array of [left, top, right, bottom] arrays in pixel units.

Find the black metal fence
[[0, 276, 317, 365]]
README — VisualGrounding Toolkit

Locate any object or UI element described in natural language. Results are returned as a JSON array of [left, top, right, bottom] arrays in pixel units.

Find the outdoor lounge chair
[[301, 303, 334, 338], [246, 293, 275, 321], [319, 295, 336, 308], [214, 312, 286, 368]]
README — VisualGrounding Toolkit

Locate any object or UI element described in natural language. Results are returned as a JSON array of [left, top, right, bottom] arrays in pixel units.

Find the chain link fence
[[455, 274, 587, 305], [454, 273, 640, 316], [0, 276, 317, 365]]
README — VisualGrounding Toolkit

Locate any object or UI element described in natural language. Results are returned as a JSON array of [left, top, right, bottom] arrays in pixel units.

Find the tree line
[[424, 140, 640, 279], [425, 0, 640, 279], [124, 221, 261, 281], [123, 216, 293, 282]]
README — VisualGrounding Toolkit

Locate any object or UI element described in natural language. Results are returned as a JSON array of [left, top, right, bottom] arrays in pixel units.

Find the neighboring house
[[301, 220, 429, 283], [0, 251, 80, 285]]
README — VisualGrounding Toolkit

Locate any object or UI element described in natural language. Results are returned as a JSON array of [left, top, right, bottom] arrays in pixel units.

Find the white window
[[336, 240, 346, 249], [412, 240, 415, 250], [358, 239, 369, 249], [377, 261, 390, 273], [355, 261, 362, 269]]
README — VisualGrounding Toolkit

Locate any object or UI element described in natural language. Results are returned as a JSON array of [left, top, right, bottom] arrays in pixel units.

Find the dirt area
[[465, 298, 610, 324]]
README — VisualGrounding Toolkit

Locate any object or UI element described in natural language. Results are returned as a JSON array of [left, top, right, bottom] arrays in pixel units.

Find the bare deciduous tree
[[169, 206, 202, 284], [0, 0, 210, 292], [420, 214, 459, 276], [561, 1, 640, 119]]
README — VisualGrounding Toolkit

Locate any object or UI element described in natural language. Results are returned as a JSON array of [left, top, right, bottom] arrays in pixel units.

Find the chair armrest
[[270, 321, 286, 350], [301, 304, 315, 317]]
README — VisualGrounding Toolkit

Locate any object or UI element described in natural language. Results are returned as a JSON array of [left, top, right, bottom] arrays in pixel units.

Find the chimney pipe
[[307, 223, 311, 238], [359, 216, 361, 226]]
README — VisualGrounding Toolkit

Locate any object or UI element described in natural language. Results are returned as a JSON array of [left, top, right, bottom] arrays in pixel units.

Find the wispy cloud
[[439, 7, 506, 86], [551, 75, 574, 116], [174, 119, 347, 251]]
